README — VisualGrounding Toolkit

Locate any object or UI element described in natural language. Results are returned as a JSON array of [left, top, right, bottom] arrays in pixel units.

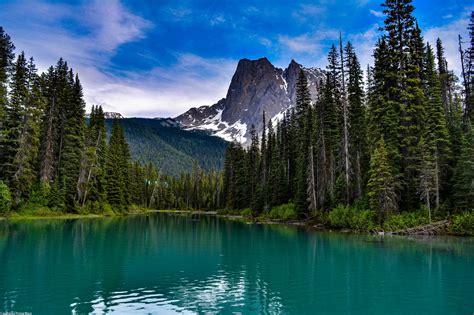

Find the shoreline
[[1, 210, 470, 237], [0, 209, 216, 221]]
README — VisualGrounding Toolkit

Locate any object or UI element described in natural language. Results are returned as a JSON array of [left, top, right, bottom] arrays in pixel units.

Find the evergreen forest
[[221, 1, 474, 233], [0, 0, 473, 234]]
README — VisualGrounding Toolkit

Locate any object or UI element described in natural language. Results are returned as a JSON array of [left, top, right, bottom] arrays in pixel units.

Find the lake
[[0, 213, 473, 314]]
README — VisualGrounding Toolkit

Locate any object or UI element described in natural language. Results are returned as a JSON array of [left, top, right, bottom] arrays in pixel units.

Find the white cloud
[[274, 28, 339, 68], [424, 8, 472, 79], [347, 23, 380, 70], [81, 54, 236, 117], [292, 4, 326, 23], [369, 9, 384, 17], [86, 0, 151, 52], [278, 34, 320, 53], [0, 0, 237, 117], [278, 29, 339, 53], [210, 15, 226, 26]]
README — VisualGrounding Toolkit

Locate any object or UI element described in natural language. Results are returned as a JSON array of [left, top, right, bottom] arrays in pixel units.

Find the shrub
[[0, 181, 12, 214], [29, 181, 50, 206], [450, 210, 474, 235], [217, 208, 245, 216], [328, 204, 376, 232], [383, 210, 429, 231], [267, 203, 297, 221], [328, 204, 353, 228], [241, 208, 253, 217]]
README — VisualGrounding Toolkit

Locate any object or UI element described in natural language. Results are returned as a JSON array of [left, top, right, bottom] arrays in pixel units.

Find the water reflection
[[0, 214, 473, 314]]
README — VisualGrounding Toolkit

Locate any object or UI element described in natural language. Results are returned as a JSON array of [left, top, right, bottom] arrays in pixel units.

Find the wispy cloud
[[84, 54, 236, 117], [292, 4, 327, 23], [86, 0, 152, 52], [347, 23, 380, 70], [0, 0, 238, 117], [369, 9, 384, 17], [424, 8, 472, 78], [278, 34, 320, 53]]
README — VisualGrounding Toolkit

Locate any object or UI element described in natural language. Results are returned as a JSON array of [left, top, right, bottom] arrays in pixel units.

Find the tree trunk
[[339, 33, 350, 204]]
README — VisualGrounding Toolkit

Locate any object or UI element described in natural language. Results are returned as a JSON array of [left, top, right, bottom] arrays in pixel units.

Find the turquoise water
[[0, 213, 473, 314]]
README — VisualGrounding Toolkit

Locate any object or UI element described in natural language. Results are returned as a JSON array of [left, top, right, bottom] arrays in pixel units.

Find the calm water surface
[[0, 213, 473, 314]]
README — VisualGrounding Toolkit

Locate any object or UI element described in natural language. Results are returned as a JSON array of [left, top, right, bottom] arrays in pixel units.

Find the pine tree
[[246, 124, 260, 211], [117, 122, 131, 206], [436, 38, 452, 121], [105, 119, 127, 210], [1, 52, 28, 184], [399, 22, 427, 210], [294, 70, 312, 217], [315, 75, 340, 209], [339, 35, 351, 203], [223, 142, 236, 209], [423, 43, 451, 210], [452, 123, 474, 211], [463, 12, 474, 122], [418, 137, 435, 222], [10, 57, 45, 205], [59, 71, 85, 211], [368, 37, 400, 158], [77, 105, 107, 207], [345, 42, 367, 200], [367, 138, 398, 224], [0, 27, 14, 137]]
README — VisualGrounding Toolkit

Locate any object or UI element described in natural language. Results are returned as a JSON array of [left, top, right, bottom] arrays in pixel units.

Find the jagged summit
[[175, 57, 324, 144]]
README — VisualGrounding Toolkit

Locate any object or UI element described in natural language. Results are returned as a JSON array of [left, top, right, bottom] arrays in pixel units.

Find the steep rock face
[[175, 58, 324, 143]]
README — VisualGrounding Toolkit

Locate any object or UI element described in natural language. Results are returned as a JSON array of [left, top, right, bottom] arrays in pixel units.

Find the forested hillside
[[0, 27, 224, 215], [221, 1, 474, 233], [104, 118, 227, 176]]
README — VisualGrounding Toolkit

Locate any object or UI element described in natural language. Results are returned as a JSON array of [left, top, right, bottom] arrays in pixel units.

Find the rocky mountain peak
[[175, 57, 325, 144]]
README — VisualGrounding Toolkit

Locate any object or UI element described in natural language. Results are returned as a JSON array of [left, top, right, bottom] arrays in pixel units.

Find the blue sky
[[0, 0, 472, 117]]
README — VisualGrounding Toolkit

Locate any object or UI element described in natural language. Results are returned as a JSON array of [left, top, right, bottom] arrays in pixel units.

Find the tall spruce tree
[[367, 138, 398, 224], [451, 123, 474, 211], [423, 43, 451, 210], [105, 119, 127, 210], [399, 22, 426, 210], [345, 42, 367, 200], [294, 70, 312, 217], [1, 52, 28, 185], [59, 72, 85, 211], [0, 27, 14, 148], [77, 105, 107, 207], [10, 57, 45, 205]]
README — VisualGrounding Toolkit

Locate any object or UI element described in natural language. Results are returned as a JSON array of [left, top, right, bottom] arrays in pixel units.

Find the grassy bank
[[3, 204, 473, 236], [0, 204, 150, 220], [219, 203, 474, 236], [0, 208, 218, 220]]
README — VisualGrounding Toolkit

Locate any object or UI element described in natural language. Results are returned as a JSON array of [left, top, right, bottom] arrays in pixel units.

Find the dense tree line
[[223, 1, 474, 225], [0, 27, 223, 215], [108, 118, 227, 176]]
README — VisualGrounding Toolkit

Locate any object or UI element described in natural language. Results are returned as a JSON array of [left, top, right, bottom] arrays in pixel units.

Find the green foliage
[[267, 203, 297, 221], [383, 210, 430, 231], [28, 181, 50, 206], [367, 138, 398, 223], [328, 204, 376, 232], [0, 181, 12, 214], [241, 208, 253, 217], [16, 204, 55, 217], [104, 118, 227, 176], [449, 211, 474, 235]]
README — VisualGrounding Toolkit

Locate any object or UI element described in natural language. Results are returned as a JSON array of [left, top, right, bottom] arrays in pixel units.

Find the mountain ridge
[[175, 57, 325, 143]]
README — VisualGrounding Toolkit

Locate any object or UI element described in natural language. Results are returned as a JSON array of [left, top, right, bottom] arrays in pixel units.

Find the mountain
[[86, 111, 124, 119], [175, 58, 325, 143], [104, 118, 228, 176]]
